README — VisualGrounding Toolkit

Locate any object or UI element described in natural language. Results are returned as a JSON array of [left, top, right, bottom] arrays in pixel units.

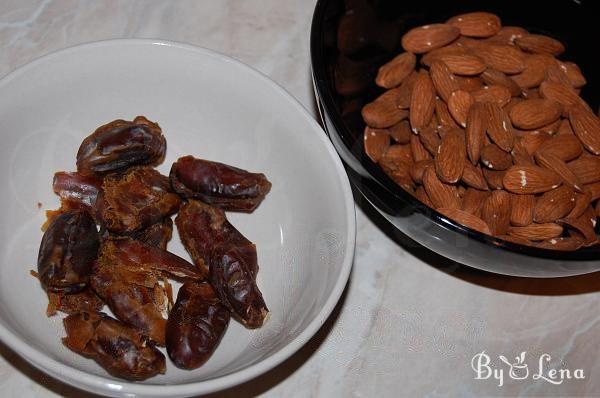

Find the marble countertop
[[1, 1, 598, 397]]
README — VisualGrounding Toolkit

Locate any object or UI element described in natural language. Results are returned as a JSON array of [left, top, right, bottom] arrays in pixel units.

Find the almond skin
[[446, 12, 501, 38], [534, 185, 576, 223], [509, 99, 562, 130], [388, 120, 412, 144], [536, 134, 583, 161], [503, 165, 562, 194], [515, 34, 565, 56], [364, 127, 390, 162], [536, 237, 584, 251], [419, 127, 441, 155], [481, 144, 513, 170], [510, 194, 535, 226], [535, 151, 584, 192], [448, 90, 473, 127], [562, 62, 586, 88], [461, 161, 489, 190], [396, 71, 419, 109], [410, 159, 434, 184], [435, 129, 465, 183], [508, 223, 563, 241], [410, 134, 431, 162], [488, 26, 528, 45], [510, 54, 555, 89], [466, 102, 486, 164], [567, 156, 600, 184], [362, 88, 409, 128], [376, 52, 417, 89], [481, 69, 522, 97], [455, 76, 485, 92], [429, 60, 460, 103], [472, 85, 511, 108], [485, 103, 514, 152], [462, 188, 489, 216], [435, 97, 459, 128], [409, 72, 436, 132], [473, 44, 526, 74], [558, 215, 597, 244], [437, 53, 487, 76], [481, 190, 511, 235], [414, 185, 433, 207], [483, 168, 506, 190], [422, 166, 461, 209], [568, 106, 600, 155], [401, 24, 461, 54], [437, 207, 491, 235], [568, 192, 592, 219], [539, 81, 588, 110]]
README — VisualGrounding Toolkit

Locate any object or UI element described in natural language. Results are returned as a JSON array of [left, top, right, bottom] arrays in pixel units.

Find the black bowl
[[310, 0, 600, 277]]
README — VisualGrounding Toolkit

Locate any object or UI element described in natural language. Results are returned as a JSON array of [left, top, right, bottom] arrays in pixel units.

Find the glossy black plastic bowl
[[310, 0, 600, 277]]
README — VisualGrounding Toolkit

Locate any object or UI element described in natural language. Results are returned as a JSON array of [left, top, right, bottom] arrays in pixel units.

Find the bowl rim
[[309, 0, 600, 261], [0, 38, 357, 396]]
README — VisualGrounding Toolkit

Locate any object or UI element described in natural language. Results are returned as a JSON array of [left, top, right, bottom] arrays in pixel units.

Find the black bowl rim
[[309, 0, 600, 261]]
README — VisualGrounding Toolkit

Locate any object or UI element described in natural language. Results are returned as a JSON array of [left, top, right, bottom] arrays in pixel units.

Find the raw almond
[[481, 69, 522, 96], [473, 44, 526, 74], [410, 134, 432, 162], [435, 97, 459, 128], [557, 118, 575, 136], [448, 90, 473, 127], [481, 143, 513, 170], [515, 34, 565, 56], [414, 185, 434, 207], [436, 53, 487, 76], [401, 24, 461, 54], [511, 139, 535, 166], [362, 88, 409, 128], [410, 159, 434, 184], [498, 234, 532, 246], [409, 72, 436, 132], [503, 165, 562, 194], [437, 207, 491, 235], [376, 52, 417, 89], [379, 144, 413, 176], [515, 131, 551, 155], [388, 120, 412, 144], [568, 106, 600, 155], [472, 85, 512, 107], [539, 81, 588, 109], [461, 161, 489, 190], [536, 134, 582, 161], [487, 26, 528, 46], [446, 12, 501, 38], [558, 215, 597, 244], [510, 194, 535, 226], [510, 54, 555, 89], [544, 63, 572, 87], [562, 62, 586, 88], [462, 188, 489, 216], [364, 126, 390, 162], [483, 168, 506, 190], [535, 151, 584, 192], [435, 129, 465, 183], [509, 99, 562, 130], [485, 102, 514, 152], [419, 127, 441, 155], [455, 76, 485, 92], [585, 182, 600, 201], [533, 185, 576, 223], [396, 71, 419, 109], [567, 156, 600, 184], [421, 45, 471, 67], [508, 223, 563, 241], [466, 102, 486, 164], [536, 236, 584, 251], [481, 190, 511, 235], [568, 192, 592, 219], [422, 166, 461, 209], [429, 60, 460, 102]]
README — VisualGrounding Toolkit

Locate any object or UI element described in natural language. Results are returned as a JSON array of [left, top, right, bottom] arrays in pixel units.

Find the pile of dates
[[36, 116, 271, 380]]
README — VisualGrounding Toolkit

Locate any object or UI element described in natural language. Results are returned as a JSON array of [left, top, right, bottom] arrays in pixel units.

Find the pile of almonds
[[362, 11, 600, 251]]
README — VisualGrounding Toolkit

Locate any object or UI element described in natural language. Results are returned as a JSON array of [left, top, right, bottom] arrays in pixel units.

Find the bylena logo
[[471, 351, 585, 387]]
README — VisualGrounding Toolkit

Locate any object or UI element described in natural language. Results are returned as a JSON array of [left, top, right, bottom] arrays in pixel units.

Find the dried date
[[53, 171, 102, 212], [129, 218, 173, 250], [46, 288, 104, 317]]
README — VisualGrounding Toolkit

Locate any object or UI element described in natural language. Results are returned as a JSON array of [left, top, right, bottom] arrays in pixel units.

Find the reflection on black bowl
[[310, 0, 600, 277]]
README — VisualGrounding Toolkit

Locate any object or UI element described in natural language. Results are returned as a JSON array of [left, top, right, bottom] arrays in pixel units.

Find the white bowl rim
[[0, 38, 356, 396]]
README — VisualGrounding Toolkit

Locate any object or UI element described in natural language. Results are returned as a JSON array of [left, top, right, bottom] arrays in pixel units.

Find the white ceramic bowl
[[0, 39, 355, 397]]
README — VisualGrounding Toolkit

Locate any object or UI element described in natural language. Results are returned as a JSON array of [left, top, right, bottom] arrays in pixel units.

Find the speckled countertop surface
[[0, 1, 598, 397]]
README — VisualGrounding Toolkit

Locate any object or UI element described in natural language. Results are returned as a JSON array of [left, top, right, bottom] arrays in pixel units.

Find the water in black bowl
[[311, 0, 600, 277]]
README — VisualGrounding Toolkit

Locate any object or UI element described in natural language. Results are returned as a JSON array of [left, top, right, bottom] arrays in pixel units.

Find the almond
[[421, 45, 470, 67], [536, 134, 582, 161], [473, 44, 526, 74], [419, 127, 441, 155], [435, 97, 459, 128], [562, 62, 586, 88], [435, 129, 465, 183], [558, 214, 597, 244], [508, 223, 563, 241], [362, 88, 409, 128], [536, 237, 584, 251], [567, 156, 600, 184], [510, 54, 555, 89], [558, 118, 575, 136], [409, 71, 436, 132], [585, 182, 600, 201], [364, 126, 390, 162], [511, 139, 535, 166], [401, 24, 461, 54], [462, 188, 489, 216], [497, 234, 532, 246], [509, 99, 562, 130], [517, 131, 551, 155], [429, 60, 460, 102], [483, 168, 506, 190], [503, 165, 562, 194], [510, 194, 535, 226], [568, 106, 600, 155], [388, 120, 412, 144], [481, 69, 522, 96], [410, 134, 431, 162], [396, 70, 419, 109], [461, 161, 489, 190], [535, 151, 584, 192], [539, 81, 588, 110], [485, 102, 514, 152], [544, 63, 572, 87], [481, 190, 511, 235], [448, 90, 473, 127], [379, 144, 413, 175], [414, 185, 433, 207], [437, 208, 491, 235], [487, 26, 528, 46], [481, 143, 513, 170], [466, 102, 486, 164], [446, 12, 501, 38], [376, 52, 417, 89], [455, 76, 485, 92], [472, 85, 512, 107], [515, 34, 565, 56], [568, 192, 592, 219], [534, 185, 576, 223], [422, 166, 461, 209], [410, 159, 434, 184], [436, 53, 487, 76]]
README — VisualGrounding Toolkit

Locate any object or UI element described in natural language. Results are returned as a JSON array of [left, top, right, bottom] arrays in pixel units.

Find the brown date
[[166, 282, 230, 370], [53, 171, 102, 212], [175, 200, 256, 275], [62, 312, 166, 381], [96, 167, 181, 234], [76, 116, 166, 176], [210, 245, 268, 329], [46, 288, 104, 317], [37, 210, 99, 293], [130, 217, 173, 250], [170, 155, 271, 212]]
